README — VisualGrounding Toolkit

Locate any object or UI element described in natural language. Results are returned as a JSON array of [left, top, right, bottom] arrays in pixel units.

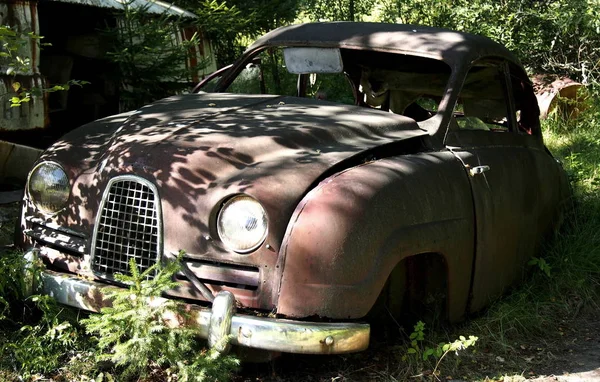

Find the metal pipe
[[166, 252, 215, 302]]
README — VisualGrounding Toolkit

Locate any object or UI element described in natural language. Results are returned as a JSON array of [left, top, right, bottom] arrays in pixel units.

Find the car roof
[[248, 22, 521, 69]]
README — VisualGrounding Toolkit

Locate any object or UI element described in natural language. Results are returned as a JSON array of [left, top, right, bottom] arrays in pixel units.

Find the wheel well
[[404, 253, 448, 323], [372, 252, 449, 327]]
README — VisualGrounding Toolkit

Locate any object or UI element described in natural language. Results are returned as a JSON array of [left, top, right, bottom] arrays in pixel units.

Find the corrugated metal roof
[[44, 0, 197, 18]]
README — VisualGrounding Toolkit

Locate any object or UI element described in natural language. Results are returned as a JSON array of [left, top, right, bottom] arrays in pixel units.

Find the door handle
[[469, 165, 490, 176]]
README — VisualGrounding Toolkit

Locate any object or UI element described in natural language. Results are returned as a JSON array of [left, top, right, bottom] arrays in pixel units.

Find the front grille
[[91, 176, 162, 280]]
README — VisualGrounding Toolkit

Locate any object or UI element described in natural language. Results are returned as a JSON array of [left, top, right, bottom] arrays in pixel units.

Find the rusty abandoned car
[[17, 22, 570, 355]]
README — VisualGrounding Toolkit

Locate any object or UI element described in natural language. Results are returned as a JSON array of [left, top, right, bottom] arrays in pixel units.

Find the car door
[[445, 60, 544, 312], [507, 64, 571, 244]]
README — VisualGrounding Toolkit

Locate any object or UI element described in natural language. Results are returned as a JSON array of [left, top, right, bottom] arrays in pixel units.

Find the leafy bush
[[0, 249, 238, 380]]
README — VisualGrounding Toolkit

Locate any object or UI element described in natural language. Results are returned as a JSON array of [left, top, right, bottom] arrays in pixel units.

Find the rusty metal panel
[[276, 151, 475, 321], [186, 261, 260, 288], [445, 130, 570, 312], [248, 22, 521, 71], [44, 0, 197, 18]]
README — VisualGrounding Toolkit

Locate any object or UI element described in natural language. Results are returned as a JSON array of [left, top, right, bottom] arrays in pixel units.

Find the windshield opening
[[221, 47, 452, 122]]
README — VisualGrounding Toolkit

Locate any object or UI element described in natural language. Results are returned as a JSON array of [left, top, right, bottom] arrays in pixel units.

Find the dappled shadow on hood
[[35, 92, 426, 258]]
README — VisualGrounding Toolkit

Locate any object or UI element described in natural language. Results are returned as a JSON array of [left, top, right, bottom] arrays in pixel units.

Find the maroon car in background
[[18, 22, 570, 355]]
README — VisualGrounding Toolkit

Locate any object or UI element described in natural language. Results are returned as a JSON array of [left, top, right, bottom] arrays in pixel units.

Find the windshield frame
[[209, 43, 460, 137]]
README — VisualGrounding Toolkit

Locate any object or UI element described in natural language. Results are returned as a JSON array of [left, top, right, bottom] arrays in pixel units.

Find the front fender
[[275, 151, 475, 321]]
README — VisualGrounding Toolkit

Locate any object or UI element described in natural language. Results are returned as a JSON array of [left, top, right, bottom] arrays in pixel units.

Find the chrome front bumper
[[36, 269, 370, 354]]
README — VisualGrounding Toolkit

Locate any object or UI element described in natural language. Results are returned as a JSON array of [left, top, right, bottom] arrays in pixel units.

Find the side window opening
[[227, 61, 265, 94], [197, 76, 220, 93], [510, 66, 541, 136], [454, 65, 511, 132]]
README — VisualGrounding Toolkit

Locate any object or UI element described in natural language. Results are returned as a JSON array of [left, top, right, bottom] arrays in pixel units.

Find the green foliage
[[189, 0, 246, 67], [301, 0, 375, 22], [0, 25, 35, 74], [0, 249, 43, 321], [528, 257, 552, 277], [406, 321, 478, 362], [3, 296, 84, 378], [406, 320, 425, 356], [1, 25, 88, 108], [103, 1, 204, 111], [0, 250, 27, 320], [181, 0, 302, 67], [82, 256, 239, 381], [0, 251, 86, 379], [405, 321, 478, 379], [0, 25, 38, 107], [229, 0, 301, 33], [1, 250, 238, 380]]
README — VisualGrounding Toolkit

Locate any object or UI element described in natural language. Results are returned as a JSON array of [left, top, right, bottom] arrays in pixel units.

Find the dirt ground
[[2, 192, 598, 382], [530, 313, 600, 382]]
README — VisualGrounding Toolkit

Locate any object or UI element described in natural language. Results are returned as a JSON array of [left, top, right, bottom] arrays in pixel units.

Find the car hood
[[42, 93, 428, 256]]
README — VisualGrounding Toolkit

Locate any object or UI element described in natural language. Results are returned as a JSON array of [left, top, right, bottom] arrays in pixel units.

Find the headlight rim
[[216, 194, 268, 254], [26, 160, 71, 215]]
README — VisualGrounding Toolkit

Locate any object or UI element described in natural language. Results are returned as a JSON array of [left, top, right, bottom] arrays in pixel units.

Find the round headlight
[[217, 195, 268, 253], [27, 162, 70, 214]]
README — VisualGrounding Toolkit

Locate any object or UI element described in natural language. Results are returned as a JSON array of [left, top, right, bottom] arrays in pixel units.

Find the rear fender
[[275, 151, 475, 321]]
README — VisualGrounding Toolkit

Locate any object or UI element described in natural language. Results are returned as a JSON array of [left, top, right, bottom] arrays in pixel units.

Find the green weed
[[0, 249, 43, 321], [527, 257, 552, 277], [404, 321, 478, 380]]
